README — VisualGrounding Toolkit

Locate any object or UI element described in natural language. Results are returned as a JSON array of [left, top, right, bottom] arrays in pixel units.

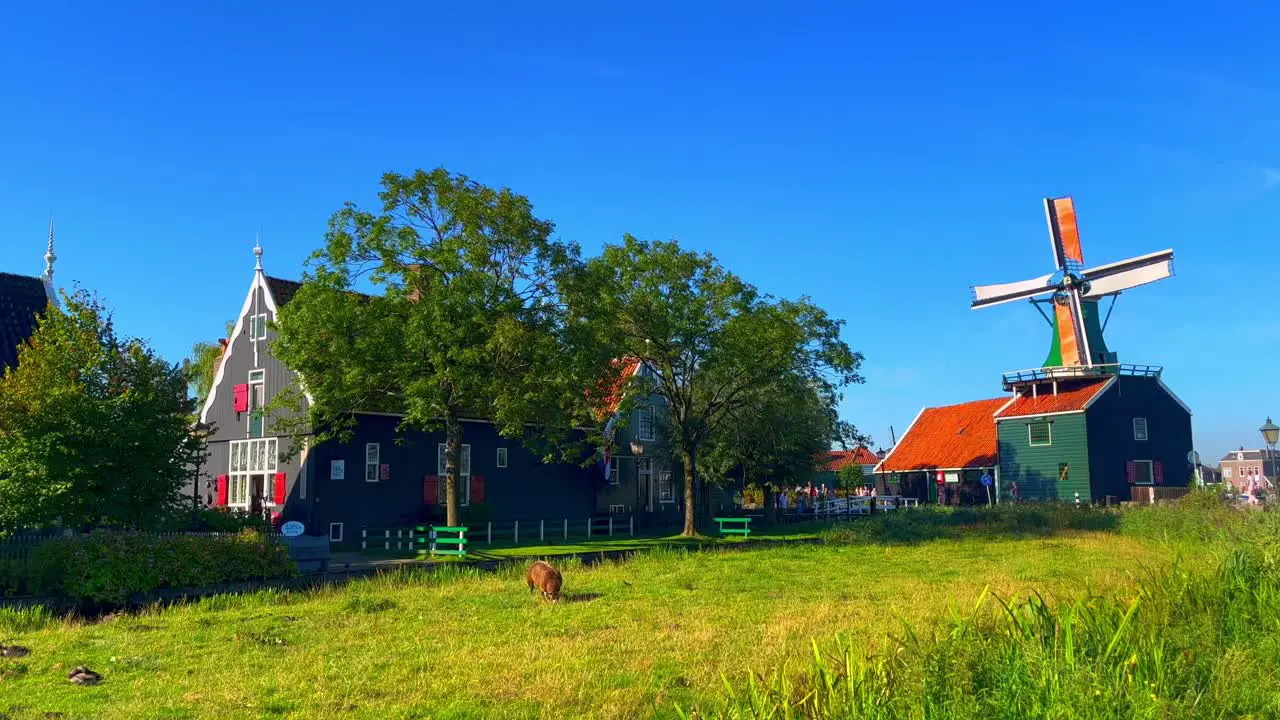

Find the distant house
[[815, 447, 880, 490], [875, 373, 1193, 504], [195, 246, 602, 544], [0, 226, 58, 372], [1217, 448, 1278, 492]]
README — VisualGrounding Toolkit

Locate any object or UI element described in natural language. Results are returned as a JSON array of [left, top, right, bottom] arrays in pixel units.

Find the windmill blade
[[1082, 250, 1174, 297], [971, 272, 1055, 309], [1051, 300, 1086, 365], [1045, 196, 1085, 272]]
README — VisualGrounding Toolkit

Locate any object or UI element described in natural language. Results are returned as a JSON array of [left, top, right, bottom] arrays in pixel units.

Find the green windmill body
[[1040, 298, 1115, 368]]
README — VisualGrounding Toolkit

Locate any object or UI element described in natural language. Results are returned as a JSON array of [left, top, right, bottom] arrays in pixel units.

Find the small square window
[[496, 447, 508, 469], [1133, 417, 1148, 442], [1028, 422, 1052, 447], [329, 522, 344, 542]]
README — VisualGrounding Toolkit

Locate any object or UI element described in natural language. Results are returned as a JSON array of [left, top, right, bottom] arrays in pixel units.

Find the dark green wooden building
[[994, 368, 1192, 503]]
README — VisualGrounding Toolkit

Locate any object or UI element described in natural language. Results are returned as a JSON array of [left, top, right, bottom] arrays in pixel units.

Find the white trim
[[249, 313, 268, 341], [1080, 375, 1118, 409], [636, 406, 655, 441], [657, 470, 675, 503], [871, 406, 927, 474], [199, 275, 261, 424], [1132, 459, 1154, 486], [1154, 376, 1193, 415], [496, 447, 508, 468], [329, 522, 344, 542], [365, 443, 380, 482], [997, 408, 1085, 422]]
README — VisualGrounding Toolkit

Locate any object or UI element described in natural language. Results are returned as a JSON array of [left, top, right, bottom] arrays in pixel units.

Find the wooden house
[[195, 246, 603, 544], [815, 447, 880, 491]]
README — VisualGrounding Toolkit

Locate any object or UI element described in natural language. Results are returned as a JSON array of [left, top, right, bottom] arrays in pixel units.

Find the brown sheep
[[526, 560, 562, 602]]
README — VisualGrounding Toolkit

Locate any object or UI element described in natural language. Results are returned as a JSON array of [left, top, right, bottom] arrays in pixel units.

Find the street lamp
[[1260, 417, 1280, 479]]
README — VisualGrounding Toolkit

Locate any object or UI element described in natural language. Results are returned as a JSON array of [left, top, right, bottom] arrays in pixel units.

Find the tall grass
[[689, 498, 1280, 719]]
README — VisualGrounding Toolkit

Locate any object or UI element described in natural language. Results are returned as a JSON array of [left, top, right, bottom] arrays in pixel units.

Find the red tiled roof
[[995, 378, 1112, 419], [820, 447, 880, 472], [592, 357, 642, 419], [877, 397, 1010, 472]]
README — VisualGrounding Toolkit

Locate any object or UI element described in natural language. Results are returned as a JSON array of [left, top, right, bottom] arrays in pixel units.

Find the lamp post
[[1260, 417, 1279, 491]]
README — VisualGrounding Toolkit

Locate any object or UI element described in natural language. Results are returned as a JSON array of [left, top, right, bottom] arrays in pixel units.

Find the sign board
[[330, 460, 345, 480], [944, 472, 960, 484], [980, 472, 993, 487], [380, 463, 391, 481], [280, 521, 305, 537]]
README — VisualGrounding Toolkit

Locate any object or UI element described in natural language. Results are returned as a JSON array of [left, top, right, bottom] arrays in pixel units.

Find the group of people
[[775, 482, 877, 513]]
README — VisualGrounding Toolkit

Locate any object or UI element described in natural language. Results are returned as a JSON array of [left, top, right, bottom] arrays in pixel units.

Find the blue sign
[[980, 473, 993, 487], [281, 521, 305, 537]]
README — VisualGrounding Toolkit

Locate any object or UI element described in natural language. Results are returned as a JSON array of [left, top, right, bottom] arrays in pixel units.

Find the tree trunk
[[763, 481, 777, 525], [445, 408, 462, 527], [681, 446, 697, 536]]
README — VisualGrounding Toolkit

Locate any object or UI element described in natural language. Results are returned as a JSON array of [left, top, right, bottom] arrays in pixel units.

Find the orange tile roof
[[877, 397, 1010, 472], [995, 378, 1112, 419], [820, 447, 880, 472], [591, 357, 642, 419]]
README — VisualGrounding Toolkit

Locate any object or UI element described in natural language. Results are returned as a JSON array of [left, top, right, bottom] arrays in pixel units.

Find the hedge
[[1, 529, 297, 603]]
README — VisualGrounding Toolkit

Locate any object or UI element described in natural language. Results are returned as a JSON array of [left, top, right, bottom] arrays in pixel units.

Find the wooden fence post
[[514, 520, 519, 544], [587, 517, 592, 538], [540, 519, 545, 542], [488, 521, 492, 545], [563, 518, 568, 540], [361, 529, 368, 550], [609, 517, 614, 536], [630, 515, 634, 536]]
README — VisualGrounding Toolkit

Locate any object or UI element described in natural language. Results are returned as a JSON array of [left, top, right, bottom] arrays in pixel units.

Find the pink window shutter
[[1126, 461, 1137, 484], [233, 384, 249, 413], [1153, 462, 1164, 485]]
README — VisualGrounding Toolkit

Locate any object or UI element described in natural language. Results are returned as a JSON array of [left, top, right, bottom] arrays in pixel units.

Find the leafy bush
[[821, 504, 1119, 545], [3, 530, 296, 603]]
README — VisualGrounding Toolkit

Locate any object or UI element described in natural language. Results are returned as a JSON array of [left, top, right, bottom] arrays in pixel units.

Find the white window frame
[[636, 406, 655, 441], [1133, 459, 1154, 486], [437, 443, 472, 505], [329, 522, 344, 542], [658, 471, 674, 503], [365, 443, 380, 482], [228, 437, 278, 508], [247, 370, 266, 437], [249, 313, 268, 341], [496, 447, 508, 469], [609, 504, 626, 514], [1028, 422, 1052, 447], [636, 458, 652, 485], [606, 457, 620, 485], [1133, 417, 1148, 442], [1224, 466, 1233, 479]]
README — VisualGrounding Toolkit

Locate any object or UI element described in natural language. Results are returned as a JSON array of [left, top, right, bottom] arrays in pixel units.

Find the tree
[[571, 236, 864, 536], [838, 462, 866, 496], [0, 290, 206, 533], [272, 168, 587, 526], [181, 321, 234, 407]]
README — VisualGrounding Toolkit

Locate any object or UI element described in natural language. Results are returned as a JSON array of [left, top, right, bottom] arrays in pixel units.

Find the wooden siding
[[1084, 375, 1192, 502], [997, 413, 1092, 502]]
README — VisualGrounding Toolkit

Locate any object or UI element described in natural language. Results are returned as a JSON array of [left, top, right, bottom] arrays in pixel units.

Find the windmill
[[970, 196, 1174, 369]]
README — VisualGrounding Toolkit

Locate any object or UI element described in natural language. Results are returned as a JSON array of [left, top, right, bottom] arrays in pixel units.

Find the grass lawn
[[0, 528, 1189, 720]]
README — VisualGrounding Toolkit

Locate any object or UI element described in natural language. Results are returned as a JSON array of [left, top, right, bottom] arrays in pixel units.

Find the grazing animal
[[526, 560, 563, 602], [68, 666, 103, 685], [0, 644, 31, 658]]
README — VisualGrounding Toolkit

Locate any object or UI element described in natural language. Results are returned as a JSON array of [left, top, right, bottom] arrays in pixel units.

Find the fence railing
[[805, 495, 919, 518], [359, 516, 637, 551]]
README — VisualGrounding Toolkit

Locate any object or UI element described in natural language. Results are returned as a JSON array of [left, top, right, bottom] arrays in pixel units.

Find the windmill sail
[[1080, 249, 1174, 298], [1046, 197, 1084, 271], [970, 272, 1055, 308]]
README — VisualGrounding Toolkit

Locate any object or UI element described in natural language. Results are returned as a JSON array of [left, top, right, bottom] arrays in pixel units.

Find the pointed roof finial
[[44, 216, 56, 282], [253, 229, 263, 271]]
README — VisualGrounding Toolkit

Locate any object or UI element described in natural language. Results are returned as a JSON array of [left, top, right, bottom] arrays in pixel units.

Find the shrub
[[6, 529, 296, 603]]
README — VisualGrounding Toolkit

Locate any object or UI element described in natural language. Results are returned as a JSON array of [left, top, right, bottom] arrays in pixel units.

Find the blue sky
[[2, 2, 1278, 463]]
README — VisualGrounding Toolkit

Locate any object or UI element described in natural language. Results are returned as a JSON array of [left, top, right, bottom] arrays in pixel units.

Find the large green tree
[[571, 236, 863, 536], [273, 168, 592, 526], [0, 290, 206, 532], [181, 321, 234, 407]]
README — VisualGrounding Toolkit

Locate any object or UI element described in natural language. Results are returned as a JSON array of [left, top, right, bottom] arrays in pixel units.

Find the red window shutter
[[216, 474, 229, 506], [424, 475, 440, 505], [1153, 462, 1164, 485], [233, 384, 249, 412], [471, 475, 485, 503], [274, 472, 287, 505], [1126, 461, 1137, 484]]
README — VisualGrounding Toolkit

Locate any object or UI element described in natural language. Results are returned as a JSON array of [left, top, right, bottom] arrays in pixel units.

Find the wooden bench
[[418, 525, 468, 558], [713, 517, 752, 538]]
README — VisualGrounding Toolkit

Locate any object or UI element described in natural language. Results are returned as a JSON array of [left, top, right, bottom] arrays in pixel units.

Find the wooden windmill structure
[[970, 197, 1174, 376]]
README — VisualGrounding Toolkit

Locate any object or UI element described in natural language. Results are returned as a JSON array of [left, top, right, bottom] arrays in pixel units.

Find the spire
[[253, 229, 264, 272], [42, 216, 59, 308]]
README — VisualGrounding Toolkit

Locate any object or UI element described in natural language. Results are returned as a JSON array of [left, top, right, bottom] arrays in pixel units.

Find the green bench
[[416, 525, 468, 558], [713, 517, 752, 538]]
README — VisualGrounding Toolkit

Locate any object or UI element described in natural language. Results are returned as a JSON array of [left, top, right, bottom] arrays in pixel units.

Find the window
[[636, 458, 652, 485], [1133, 417, 1148, 442], [658, 471, 674, 503], [329, 523, 344, 542], [609, 504, 626, 514], [496, 447, 508, 468], [636, 406, 655, 441], [249, 313, 268, 340], [437, 444, 472, 505], [1027, 422, 1052, 447], [364, 443, 380, 482], [248, 370, 265, 438], [1132, 460, 1154, 485], [228, 438, 278, 508], [608, 457, 620, 485], [1224, 467, 1233, 479]]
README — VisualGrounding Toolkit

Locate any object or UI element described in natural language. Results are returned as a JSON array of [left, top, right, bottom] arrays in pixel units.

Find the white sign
[[280, 521, 305, 537], [944, 472, 960, 484], [330, 460, 345, 480]]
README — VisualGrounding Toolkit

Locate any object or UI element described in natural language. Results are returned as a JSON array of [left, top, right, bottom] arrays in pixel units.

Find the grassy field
[[0, 517, 1197, 720]]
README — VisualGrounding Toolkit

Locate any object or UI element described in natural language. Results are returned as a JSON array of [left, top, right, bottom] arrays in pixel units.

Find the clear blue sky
[[3, 2, 1278, 463]]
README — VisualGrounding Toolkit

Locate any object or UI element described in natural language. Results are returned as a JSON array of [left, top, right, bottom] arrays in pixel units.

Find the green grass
[[0, 524, 1186, 719]]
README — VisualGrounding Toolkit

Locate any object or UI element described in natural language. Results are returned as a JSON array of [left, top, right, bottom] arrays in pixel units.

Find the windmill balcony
[[1001, 363, 1162, 391]]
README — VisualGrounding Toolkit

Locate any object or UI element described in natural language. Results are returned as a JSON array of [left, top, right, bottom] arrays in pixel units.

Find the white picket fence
[[807, 495, 919, 518], [359, 516, 636, 551]]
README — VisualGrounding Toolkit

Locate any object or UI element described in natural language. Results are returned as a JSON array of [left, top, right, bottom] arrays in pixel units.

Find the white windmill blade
[[971, 272, 1055, 309], [1081, 250, 1174, 297]]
